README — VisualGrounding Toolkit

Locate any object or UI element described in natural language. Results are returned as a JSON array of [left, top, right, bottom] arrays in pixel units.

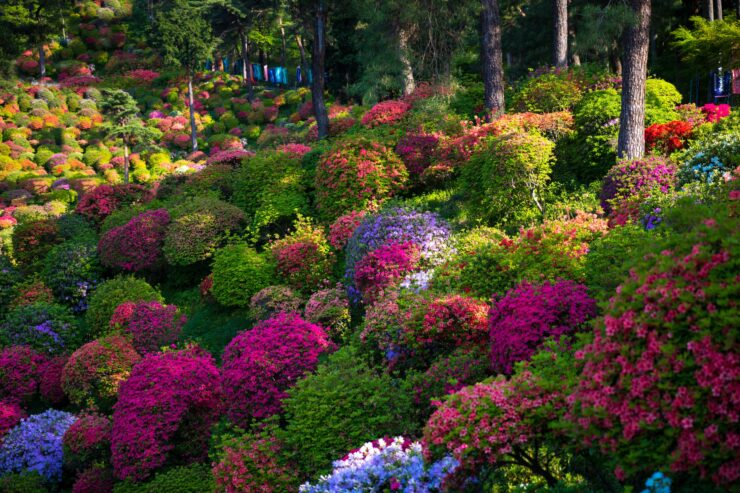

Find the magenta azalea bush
[[221, 312, 333, 426], [354, 242, 420, 304], [98, 209, 170, 271], [0, 345, 45, 405], [109, 301, 186, 354]]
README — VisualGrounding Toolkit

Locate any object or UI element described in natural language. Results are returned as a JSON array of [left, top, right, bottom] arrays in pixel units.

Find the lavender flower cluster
[[0, 409, 77, 482], [299, 437, 459, 493]]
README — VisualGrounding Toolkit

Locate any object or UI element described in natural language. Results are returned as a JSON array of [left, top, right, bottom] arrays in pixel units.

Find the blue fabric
[[296, 66, 302, 83], [268, 68, 276, 84], [252, 64, 263, 81]]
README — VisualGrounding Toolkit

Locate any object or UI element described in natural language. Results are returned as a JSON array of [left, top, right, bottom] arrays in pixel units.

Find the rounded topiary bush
[[62, 335, 141, 411], [1, 302, 79, 354], [98, 209, 170, 272], [0, 402, 25, 439], [511, 72, 583, 113], [0, 346, 44, 405], [249, 285, 304, 321], [63, 413, 112, 471], [111, 347, 222, 482], [85, 276, 163, 338], [315, 139, 408, 220], [42, 241, 101, 312], [11, 219, 61, 270], [304, 285, 351, 341], [221, 312, 333, 426], [109, 301, 186, 354], [38, 355, 67, 405], [360, 99, 411, 128], [461, 130, 554, 228], [269, 217, 334, 292], [112, 464, 214, 493], [353, 242, 420, 304], [211, 244, 274, 308], [489, 280, 597, 374]]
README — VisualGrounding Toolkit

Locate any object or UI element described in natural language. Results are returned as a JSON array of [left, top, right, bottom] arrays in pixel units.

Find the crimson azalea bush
[[644, 120, 693, 155], [0, 402, 25, 439], [248, 285, 303, 321], [328, 210, 367, 250], [75, 184, 152, 224], [361, 99, 411, 128], [62, 335, 141, 411], [111, 347, 222, 482], [395, 131, 440, 180], [315, 139, 408, 220], [269, 217, 334, 292], [38, 355, 68, 405], [221, 312, 333, 427], [98, 209, 170, 272], [489, 280, 597, 374], [0, 346, 44, 405], [63, 413, 112, 470], [109, 301, 186, 354], [567, 210, 739, 486], [354, 242, 420, 304], [85, 276, 163, 337]]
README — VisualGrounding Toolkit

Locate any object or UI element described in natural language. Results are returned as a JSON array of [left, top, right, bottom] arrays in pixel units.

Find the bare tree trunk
[[240, 32, 255, 101], [553, 0, 568, 68], [481, 0, 505, 115], [312, 0, 329, 139], [279, 16, 287, 69], [123, 142, 130, 184], [706, 0, 715, 20], [617, 0, 651, 159], [296, 34, 308, 87], [399, 27, 416, 96], [39, 43, 46, 80], [715, 0, 723, 19], [188, 71, 198, 152]]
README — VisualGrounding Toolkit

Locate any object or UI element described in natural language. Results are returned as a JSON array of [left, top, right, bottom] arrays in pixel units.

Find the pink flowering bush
[[489, 280, 597, 374], [0, 346, 44, 405], [112, 347, 222, 481], [600, 156, 677, 221], [361, 100, 411, 128], [62, 335, 141, 411], [0, 402, 24, 439], [98, 209, 170, 271], [700, 103, 730, 123], [38, 355, 68, 405], [249, 285, 304, 321], [567, 212, 739, 486], [109, 301, 186, 354], [269, 217, 334, 292], [304, 285, 351, 341], [354, 242, 420, 304], [72, 466, 115, 493], [63, 413, 112, 470], [315, 139, 408, 220], [328, 210, 367, 249], [75, 184, 152, 223], [395, 132, 440, 179], [221, 312, 333, 426], [277, 143, 312, 158]]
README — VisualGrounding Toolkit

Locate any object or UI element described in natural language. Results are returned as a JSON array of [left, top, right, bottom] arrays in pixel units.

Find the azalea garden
[[0, 0, 738, 492]]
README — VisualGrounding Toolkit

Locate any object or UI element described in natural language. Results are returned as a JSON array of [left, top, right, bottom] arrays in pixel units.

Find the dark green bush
[[113, 464, 214, 493], [0, 471, 48, 493], [42, 241, 101, 312]]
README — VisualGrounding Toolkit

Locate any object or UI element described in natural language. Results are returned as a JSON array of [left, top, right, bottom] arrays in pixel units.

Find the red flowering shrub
[[315, 139, 408, 219], [11, 219, 61, 268], [212, 431, 298, 493], [306, 117, 357, 140], [277, 143, 312, 158], [269, 217, 334, 292], [98, 209, 170, 271], [75, 184, 152, 223], [63, 413, 112, 469], [644, 120, 693, 155], [395, 132, 440, 178], [110, 301, 186, 354], [112, 347, 223, 481], [62, 335, 141, 411], [0, 401, 25, 439], [0, 346, 44, 405], [361, 100, 411, 128], [72, 466, 115, 493], [354, 242, 420, 304], [38, 355, 68, 404], [221, 312, 333, 426], [489, 280, 597, 374], [206, 149, 254, 166], [567, 214, 739, 486], [9, 278, 54, 309], [600, 156, 677, 220], [328, 210, 367, 249]]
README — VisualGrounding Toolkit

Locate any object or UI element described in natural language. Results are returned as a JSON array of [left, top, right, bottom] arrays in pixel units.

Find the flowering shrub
[[678, 133, 740, 186], [109, 301, 186, 354], [395, 131, 440, 180], [211, 430, 297, 493], [489, 280, 597, 374], [269, 217, 334, 292], [211, 244, 275, 307], [0, 409, 77, 482], [63, 413, 112, 470], [62, 335, 141, 411], [644, 120, 693, 155], [304, 285, 351, 341], [0, 346, 44, 405], [111, 347, 222, 481], [85, 275, 163, 336], [328, 210, 366, 250], [98, 209, 170, 272], [361, 100, 411, 128], [700, 103, 730, 123], [11, 219, 61, 269], [1, 302, 77, 354], [0, 402, 24, 439], [248, 285, 303, 321], [354, 242, 420, 303], [72, 466, 115, 493], [315, 139, 408, 219], [8, 278, 53, 310], [600, 156, 677, 223], [38, 355, 67, 405], [567, 212, 739, 486], [299, 437, 458, 492], [277, 143, 312, 158], [75, 184, 152, 223], [42, 241, 101, 312], [222, 312, 333, 426]]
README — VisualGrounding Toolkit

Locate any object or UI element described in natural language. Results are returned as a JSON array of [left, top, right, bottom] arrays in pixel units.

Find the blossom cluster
[[644, 120, 693, 155], [360, 100, 411, 128], [354, 242, 420, 304], [109, 301, 186, 354], [98, 209, 170, 271]]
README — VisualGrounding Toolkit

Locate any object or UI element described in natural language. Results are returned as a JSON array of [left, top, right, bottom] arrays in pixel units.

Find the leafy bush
[[98, 209, 170, 272], [211, 244, 274, 308], [461, 131, 554, 228], [111, 348, 222, 482], [113, 464, 214, 493], [248, 285, 303, 321], [42, 241, 101, 312], [282, 346, 413, 475], [304, 285, 351, 341], [644, 79, 682, 125], [109, 301, 186, 354], [221, 312, 333, 426], [269, 217, 334, 292], [11, 219, 61, 270], [0, 471, 49, 493], [0, 256, 22, 315], [85, 276, 163, 337], [512, 73, 583, 113], [63, 413, 112, 470], [62, 335, 141, 411], [1, 302, 79, 354], [72, 466, 115, 493], [0, 401, 24, 439], [315, 139, 408, 220]]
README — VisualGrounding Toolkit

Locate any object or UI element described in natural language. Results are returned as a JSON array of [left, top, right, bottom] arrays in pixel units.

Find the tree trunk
[[715, 0, 723, 19], [296, 34, 308, 87], [617, 0, 651, 159], [148, 0, 154, 22], [279, 17, 287, 70], [481, 0, 505, 115], [123, 142, 130, 184], [38, 43, 46, 80], [553, 0, 568, 68], [240, 32, 255, 101], [706, 0, 714, 20], [188, 71, 198, 152], [399, 27, 416, 96], [312, 0, 329, 139]]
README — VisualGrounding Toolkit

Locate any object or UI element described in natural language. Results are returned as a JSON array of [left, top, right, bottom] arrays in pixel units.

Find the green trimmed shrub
[[511, 73, 583, 113], [113, 464, 214, 493], [211, 244, 275, 308], [0, 472, 48, 493], [85, 276, 163, 337]]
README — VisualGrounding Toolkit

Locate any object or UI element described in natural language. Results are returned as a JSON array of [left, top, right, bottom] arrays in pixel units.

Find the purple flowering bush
[[1, 302, 78, 354], [0, 409, 77, 482]]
